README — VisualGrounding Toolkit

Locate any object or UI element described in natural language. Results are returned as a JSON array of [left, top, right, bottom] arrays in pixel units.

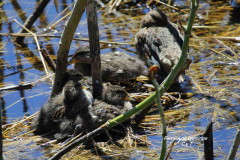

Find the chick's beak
[[82, 86, 87, 90], [68, 58, 77, 65], [124, 95, 134, 101], [147, 65, 159, 80]]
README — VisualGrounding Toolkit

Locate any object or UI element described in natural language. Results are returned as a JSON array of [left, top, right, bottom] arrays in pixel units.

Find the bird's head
[[69, 46, 92, 64], [65, 69, 83, 81], [140, 9, 168, 28], [102, 83, 133, 105]]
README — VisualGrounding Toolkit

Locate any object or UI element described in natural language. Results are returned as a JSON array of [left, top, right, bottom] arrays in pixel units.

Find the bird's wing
[[135, 27, 183, 75], [135, 27, 162, 68], [92, 100, 122, 123]]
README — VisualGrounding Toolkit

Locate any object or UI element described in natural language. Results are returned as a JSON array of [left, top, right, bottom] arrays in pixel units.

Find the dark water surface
[[1, 0, 240, 159]]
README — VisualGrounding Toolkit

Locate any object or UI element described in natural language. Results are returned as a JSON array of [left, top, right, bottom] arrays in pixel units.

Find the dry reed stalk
[[13, 19, 49, 75], [210, 48, 236, 62], [3, 112, 38, 135], [48, 11, 72, 29], [155, 0, 188, 14], [189, 76, 204, 93], [109, 0, 121, 11], [46, 2, 74, 28], [14, 130, 35, 138], [2, 90, 51, 116], [40, 49, 56, 72], [0, 83, 33, 91], [165, 133, 181, 160], [199, 36, 240, 41], [2, 98, 25, 113], [214, 38, 238, 56], [0, 33, 134, 45], [58, 133, 83, 150]]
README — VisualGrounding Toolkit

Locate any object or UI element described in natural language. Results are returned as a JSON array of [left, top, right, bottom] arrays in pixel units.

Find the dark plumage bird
[[91, 83, 133, 126], [32, 69, 96, 140], [135, 9, 191, 82], [32, 70, 133, 141], [69, 46, 147, 82]]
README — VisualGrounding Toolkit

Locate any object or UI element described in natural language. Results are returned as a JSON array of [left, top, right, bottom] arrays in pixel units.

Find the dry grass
[[2, 0, 240, 159]]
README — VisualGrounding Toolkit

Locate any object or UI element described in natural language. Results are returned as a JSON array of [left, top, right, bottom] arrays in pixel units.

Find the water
[[1, 0, 240, 159]]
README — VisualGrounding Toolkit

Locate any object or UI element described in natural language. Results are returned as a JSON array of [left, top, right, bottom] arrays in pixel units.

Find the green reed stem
[[152, 78, 167, 160]]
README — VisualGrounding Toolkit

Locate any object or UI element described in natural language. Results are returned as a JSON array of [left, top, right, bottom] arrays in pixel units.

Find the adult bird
[[135, 9, 191, 82], [69, 46, 147, 83]]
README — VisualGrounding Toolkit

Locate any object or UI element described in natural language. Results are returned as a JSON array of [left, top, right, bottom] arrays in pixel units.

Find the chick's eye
[[115, 91, 126, 97]]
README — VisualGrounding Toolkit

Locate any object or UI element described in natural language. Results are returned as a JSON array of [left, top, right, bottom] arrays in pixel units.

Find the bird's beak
[[68, 58, 77, 64], [82, 86, 87, 90], [124, 95, 134, 101], [147, 65, 159, 80]]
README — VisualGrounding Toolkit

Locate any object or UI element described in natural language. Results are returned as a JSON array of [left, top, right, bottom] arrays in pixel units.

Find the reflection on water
[[1, 0, 240, 159]]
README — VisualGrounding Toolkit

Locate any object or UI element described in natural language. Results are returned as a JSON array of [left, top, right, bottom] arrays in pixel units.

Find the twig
[[1, 72, 54, 92], [95, 0, 106, 7], [210, 49, 237, 62], [0, 83, 33, 92], [2, 90, 50, 112], [197, 36, 240, 42], [214, 38, 237, 55], [32, 73, 55, 84], [48, 11, 72, 29], [190, 25, 224, 29], [1, 73, 53, 111], [155, 0, 188, 14], [13, 19, 49, 75], [14, 129, 35, 138], [190, 76, 203, 93], [165, 140, 176, 160], [3, 112, 39, 135], [2, 67, 33, 79], [165, 132, 181, 160], [109, 0, 122, 11], [40, 49, 56, 72], [2, 98, 25, 112], [0, 33, 134, 45], [58, 133, 83, 151], [46, 2, 74, 28], [50, 127, 104, 160]]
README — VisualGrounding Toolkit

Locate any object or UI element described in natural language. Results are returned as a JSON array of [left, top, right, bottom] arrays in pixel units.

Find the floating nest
[[3, 77, 193, 159]]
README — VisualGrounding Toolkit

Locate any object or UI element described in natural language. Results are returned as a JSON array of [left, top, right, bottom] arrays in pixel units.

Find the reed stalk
[[51, 0, 87, 97]]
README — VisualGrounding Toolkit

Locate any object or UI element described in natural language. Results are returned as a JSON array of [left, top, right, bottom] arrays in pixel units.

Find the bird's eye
[[115, 90, 126, 97]]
